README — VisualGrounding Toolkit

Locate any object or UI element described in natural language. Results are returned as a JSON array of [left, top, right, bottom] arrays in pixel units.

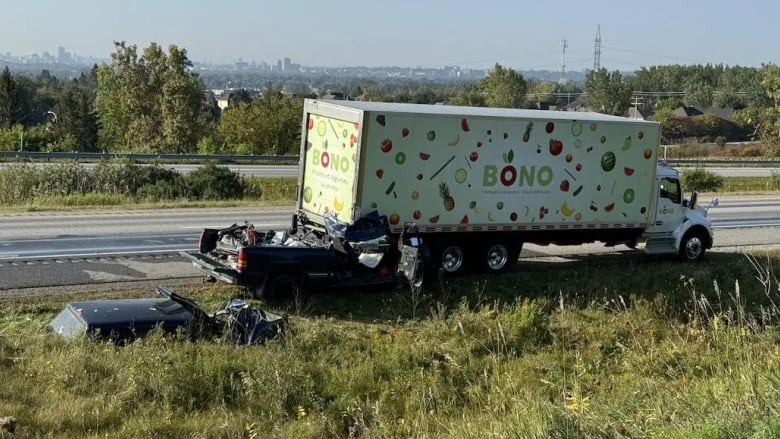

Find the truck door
[[650, 176, 682, 235]]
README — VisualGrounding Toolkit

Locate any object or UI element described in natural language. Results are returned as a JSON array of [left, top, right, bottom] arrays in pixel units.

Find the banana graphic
[[447, 134, 461, 147], [523, 205, 530, 217], [560, 201, 574, 217], [333, 197, 344, 212]]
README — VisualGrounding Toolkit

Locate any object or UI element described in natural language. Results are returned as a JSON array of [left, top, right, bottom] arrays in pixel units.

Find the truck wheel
[[679, 230, 706, 262], [439, 244, 466, 274], [483, 243, 510, 272], [265, 274, 301, 302]]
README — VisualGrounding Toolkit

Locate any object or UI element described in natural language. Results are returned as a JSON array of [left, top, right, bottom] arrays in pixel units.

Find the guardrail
[[0, 151, 299, 163], [666, 159, 780, 167], [1, 151, 778, 167]]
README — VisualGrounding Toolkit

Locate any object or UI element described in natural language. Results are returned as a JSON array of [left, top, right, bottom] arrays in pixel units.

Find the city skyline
[[1, 1, 779, 71]]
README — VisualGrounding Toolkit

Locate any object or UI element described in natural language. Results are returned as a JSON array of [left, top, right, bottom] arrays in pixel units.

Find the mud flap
[[398, 244, 423, 288]]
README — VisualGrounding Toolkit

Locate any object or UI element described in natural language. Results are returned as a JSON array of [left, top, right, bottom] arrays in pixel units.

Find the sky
[[1, 0, 778, 71]]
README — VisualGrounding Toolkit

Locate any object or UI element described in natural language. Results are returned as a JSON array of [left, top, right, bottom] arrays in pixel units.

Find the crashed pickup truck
[[184, 211, 423, 300]]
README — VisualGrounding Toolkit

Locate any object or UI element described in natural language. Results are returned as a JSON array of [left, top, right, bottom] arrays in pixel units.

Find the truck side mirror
[[689, 192, 698, 209]]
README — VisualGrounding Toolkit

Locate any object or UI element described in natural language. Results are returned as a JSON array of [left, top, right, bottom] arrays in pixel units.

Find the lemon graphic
[[317, 120, 327, 137], [303, 186, 313, 203]]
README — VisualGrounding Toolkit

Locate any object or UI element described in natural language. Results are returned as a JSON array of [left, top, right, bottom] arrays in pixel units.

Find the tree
[[0, 67, 16, 128], [585, 68, 632, 116], [450, 83, 486, 107], [56, 81, 99, 151], [478, 64, 527, 108], [218, 92, 303, 155], [525, 80, 557, 106], [95, 41, 208, 152], [761, 63, 780, 142]]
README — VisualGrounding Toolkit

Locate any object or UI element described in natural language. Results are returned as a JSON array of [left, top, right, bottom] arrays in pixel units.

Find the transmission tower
[[593, 25, 602, 71], [559, 39, 568, 85]]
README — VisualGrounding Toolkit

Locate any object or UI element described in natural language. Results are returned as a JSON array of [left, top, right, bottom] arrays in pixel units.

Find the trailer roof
[[313, 99, 657, 125]]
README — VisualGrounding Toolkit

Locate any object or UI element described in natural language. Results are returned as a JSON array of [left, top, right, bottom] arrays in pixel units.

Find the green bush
[[770, 172, 780, 192], [182, 163, 245, 200], [682, 168, 724, 192]]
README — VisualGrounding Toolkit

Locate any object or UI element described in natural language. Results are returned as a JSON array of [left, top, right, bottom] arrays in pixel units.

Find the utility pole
[[593, 25, 602, 71], [559, 39, 568, 85]]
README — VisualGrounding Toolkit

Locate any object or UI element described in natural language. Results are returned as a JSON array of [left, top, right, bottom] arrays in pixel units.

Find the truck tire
[[265, 274, 301, 302], [438, 244, 467, 274], [480, 242, 521, 273], [679, 230, 706, 262]]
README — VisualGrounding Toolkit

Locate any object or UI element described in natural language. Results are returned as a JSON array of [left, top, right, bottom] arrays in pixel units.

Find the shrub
[[715, 136, 727, 147], [183, 163, 245, 200], [682, 168, 724, 192], [770, 172, 780, 192]]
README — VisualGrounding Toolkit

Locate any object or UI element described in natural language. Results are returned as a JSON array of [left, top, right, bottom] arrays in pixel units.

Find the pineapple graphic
[[439, 182, 455, 211]]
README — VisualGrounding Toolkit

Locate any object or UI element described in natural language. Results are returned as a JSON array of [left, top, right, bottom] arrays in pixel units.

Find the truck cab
[[640, 164, 717, 261]]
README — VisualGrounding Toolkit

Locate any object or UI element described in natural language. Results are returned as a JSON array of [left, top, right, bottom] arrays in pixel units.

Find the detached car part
[[47, 285, 286, 345]]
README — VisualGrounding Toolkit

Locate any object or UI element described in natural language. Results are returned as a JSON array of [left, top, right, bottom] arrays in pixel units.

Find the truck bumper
[[180, 251, 242, 285]]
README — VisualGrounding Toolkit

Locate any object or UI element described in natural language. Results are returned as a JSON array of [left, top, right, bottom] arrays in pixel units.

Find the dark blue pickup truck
[[182, 212, 423, 301]]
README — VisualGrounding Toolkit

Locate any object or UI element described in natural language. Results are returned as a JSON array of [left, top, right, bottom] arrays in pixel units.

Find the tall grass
[[1, 251, 779, 437], [0, 161, 298, 208]]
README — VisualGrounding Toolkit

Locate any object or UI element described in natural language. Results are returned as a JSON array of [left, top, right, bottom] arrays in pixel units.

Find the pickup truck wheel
[[679, 230, 706, 262], [439, 244, 466, 274], [265, 274, 301, 302]]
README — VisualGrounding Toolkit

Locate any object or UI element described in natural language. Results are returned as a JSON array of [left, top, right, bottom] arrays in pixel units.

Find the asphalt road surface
[[0, 195, 778, 294]]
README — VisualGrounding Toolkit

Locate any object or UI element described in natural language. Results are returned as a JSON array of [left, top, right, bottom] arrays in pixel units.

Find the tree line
[[1, 41, 780, 156]]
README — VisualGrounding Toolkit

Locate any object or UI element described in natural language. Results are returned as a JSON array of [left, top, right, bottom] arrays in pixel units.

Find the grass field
[[2, 250, 780, 438]]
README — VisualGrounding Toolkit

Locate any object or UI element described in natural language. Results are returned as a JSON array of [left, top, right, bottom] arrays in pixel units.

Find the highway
[[0, 162, 777, 178], [0, 195, 778, 292]]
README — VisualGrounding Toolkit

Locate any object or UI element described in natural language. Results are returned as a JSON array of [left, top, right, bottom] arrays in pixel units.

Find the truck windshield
[[659, 177, 681, 204]]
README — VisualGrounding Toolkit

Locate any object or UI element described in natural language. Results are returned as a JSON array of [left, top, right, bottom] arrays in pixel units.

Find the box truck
[[184, 99, 716, 299]]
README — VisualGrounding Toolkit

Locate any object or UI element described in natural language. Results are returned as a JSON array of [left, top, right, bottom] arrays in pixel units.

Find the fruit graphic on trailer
[[303, 186, 313, 203], [333, 197, 344, 212], [522, 122, 533, 142], [460, 215, 469, 224], [469, 152, 479, 162], [461, 118, 470, 132], [427, 131, 436, 141], [416, 173, 424, 180], [638, 131, 644, 140], [370, 202, 378, 208], [376, 169, 384, 179], [342, 129, 348, 138], [413, 210, 422, 220], [571, 121, 583, 136], [510, 212, 518, 221], [419, 152, 431, 160], [601, 151, 616, 172], [454, 168, 467, 184], [380, 139, 392, 153], [395, 152, 406, 165], [468, 201, 476, 209], [549, 139, 563, 156], [623, 188, 636, 204], [496, 201, 504, 210], [560, 201, 574, 217], [576, 163, 583, 172], [429, 215, 440, 223], [447, 134, 461, 146], [560, 180, 570, 192], [439, 182, 455, 211], [644, 148, 653, 159], [402, 128, 410, 137], [545, 122, 555, 133], [389, 213, 400, 225], [317, 121, 327, 136], [624, 167, 635, 176], [604, 203, 615, 212], [600, 136, 607, 144], [575, 212, 582, 221], [376, 115, 386, 126], [621, 136, 633, 151], [307, 119, 314, 130], [565, 153, 573, 163], [411, 190, 419, 200]]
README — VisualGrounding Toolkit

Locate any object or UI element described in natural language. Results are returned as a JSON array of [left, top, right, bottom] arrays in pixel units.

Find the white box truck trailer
[[185, 100, 716, 298]]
